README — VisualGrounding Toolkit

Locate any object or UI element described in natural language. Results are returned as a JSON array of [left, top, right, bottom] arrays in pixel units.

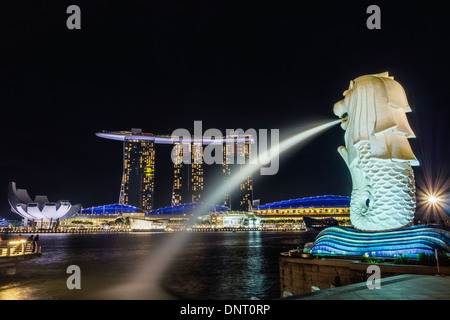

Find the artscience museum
[[8, 182, 80, 227]]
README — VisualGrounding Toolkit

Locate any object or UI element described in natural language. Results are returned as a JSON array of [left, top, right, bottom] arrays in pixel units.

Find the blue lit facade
[[311, 225, 450, 258], [250, 196, 351, 229], [147, 202, 229, 216], [256, 195, 350, 210], [78, 203, 142, 215]]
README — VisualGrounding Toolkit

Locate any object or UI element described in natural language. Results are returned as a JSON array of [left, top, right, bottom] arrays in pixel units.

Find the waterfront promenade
[[0, 237, 41, 275], [0, 227, 310, 234], [1, 227, 130, 234], [284, 274, 450, 300]]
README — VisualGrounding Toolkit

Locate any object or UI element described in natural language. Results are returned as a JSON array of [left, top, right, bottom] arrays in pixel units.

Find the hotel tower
[[119, 138, 156, 211], [222, 137, 253, 211], [96, 129, 253, 212], [171, 142, 204, 205]]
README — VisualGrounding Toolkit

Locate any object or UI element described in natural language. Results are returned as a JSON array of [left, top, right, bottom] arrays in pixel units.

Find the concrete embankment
[[279, 255, 450, 297]]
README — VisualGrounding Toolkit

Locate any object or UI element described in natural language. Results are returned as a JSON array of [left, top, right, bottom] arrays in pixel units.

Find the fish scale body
[[349, 141, 416, 231]]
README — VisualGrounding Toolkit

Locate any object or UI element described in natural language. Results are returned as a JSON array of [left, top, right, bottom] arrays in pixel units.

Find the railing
[[1, 227, 131, 234], [0, 240, 41, 257]]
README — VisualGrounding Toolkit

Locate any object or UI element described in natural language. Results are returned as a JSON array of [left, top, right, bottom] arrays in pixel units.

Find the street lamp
[[428, 196, 439, 204]]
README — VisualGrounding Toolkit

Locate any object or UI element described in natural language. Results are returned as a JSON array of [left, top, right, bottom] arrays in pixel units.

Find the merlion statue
[[308, 73, 449, 258], [333, 72, 418, 232]]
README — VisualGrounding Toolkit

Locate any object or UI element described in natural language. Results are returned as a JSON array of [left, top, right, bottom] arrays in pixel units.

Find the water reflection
[[0, 231, 316, 300], [105, 120, 340, 299], [245, 231, 265, 298]]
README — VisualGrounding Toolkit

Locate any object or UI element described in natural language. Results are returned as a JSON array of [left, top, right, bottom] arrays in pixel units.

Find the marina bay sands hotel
[[96, 129, 254, 212]]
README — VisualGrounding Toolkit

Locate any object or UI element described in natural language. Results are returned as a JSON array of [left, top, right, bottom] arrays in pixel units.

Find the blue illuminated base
[[310, 225, 450, 258]]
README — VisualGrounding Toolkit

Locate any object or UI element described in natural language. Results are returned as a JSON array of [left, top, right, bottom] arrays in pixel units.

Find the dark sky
[[0, 1, 447, 219]]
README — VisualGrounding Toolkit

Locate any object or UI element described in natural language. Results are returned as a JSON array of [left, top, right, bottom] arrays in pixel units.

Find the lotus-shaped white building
[[8, 182, 80, 224]]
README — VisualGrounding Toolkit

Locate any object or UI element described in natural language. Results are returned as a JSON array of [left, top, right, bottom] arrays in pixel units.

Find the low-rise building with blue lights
[[59, 202, 230, 229], [59, 203, 144, 227], [145, 202, 229, 230], [147, 202, 229, 215], [250, 195, 351, 229]]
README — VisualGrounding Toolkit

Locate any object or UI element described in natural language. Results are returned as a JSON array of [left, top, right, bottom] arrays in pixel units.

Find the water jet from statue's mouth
[[95, 119, 342, 299], [338, 112, 349, 130]]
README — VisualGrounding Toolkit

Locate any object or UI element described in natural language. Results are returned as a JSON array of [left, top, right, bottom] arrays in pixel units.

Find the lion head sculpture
[[333, 72, 418, 231], [333, 72, 418, 167]]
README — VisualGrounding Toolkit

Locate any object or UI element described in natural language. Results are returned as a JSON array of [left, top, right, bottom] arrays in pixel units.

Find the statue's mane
[[342, 72, 419, 166]]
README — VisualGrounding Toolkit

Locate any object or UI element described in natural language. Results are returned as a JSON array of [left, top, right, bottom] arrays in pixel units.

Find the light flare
[[416, 175, 449, 222]]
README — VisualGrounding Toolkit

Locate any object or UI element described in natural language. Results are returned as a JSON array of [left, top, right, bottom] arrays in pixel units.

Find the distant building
[[61, 201, 229, 230], [206, 196, 351, 230], [210, 211, 260, 229], [7, 182, 80, 228], [147, 202, 228, 230], [190, 142, 204, 203], [148, 202, 228, 216], [60, 203, 144, 227], [171, 142, 204, 205], [222, 136, 253, 211], [77, 203, 143, 216], [97, 129, 254, 212], [0, 219, 24, 228], [120, 136, 155, 211], [172, 142, 184, 206], [250, 195, 351, 228]]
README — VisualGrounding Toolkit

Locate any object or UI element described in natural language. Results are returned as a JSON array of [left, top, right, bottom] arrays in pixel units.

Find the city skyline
[[100, 129, 254, 212], [0, 1, 448, 306], [0, 2, 447, 221]]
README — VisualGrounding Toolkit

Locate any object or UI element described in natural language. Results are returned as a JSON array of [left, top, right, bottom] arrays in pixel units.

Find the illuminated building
[[251, 195, 351, 228], [96, 129, 253, 212], [222, 143, 232, 208], [201, 196, 350, 229], [171, 142, 204, 205], [119, 136, 155, 211], [59, 203, 143, 227], [210, 211, 260, 229], [238, 139, 253, 211], [60, 202, 228, 230], [148, 202, 228, 230], [77, 203, 142, 216], [8, 182, 80, 227], [172, 142, 184, 206], [190, 142, 204, 203], [222, 136, 253, 211], [149, 202, 228, 215]]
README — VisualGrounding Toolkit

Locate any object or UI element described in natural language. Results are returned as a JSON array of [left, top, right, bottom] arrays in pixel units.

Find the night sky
[[0, 1, 447, 219]]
